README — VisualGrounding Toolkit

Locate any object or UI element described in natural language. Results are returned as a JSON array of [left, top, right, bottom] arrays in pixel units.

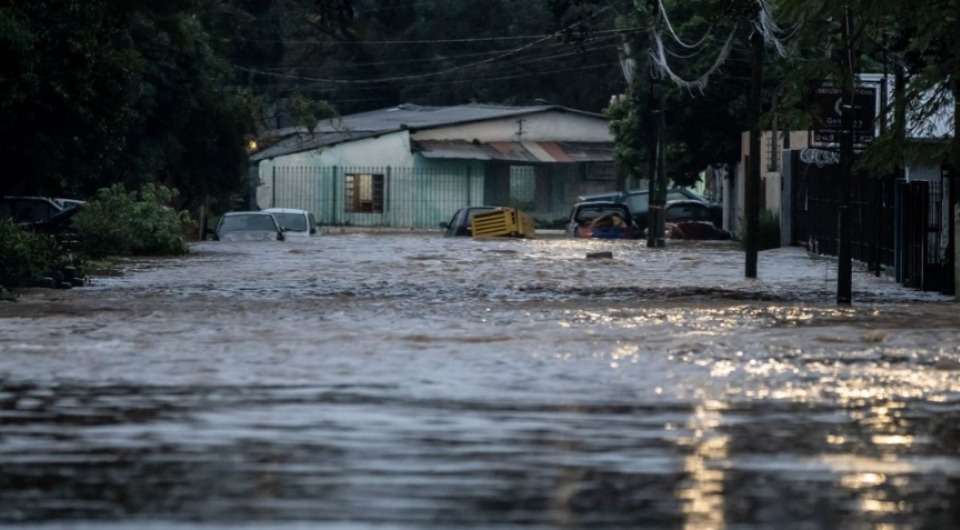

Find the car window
[[623, 194, 649, 213], [271, 212, 308, 232], [680, 188, 709, 202], [666, 203, 709, 221], [251, 215, 279, 231], [4, 199, 58, 223], [576, 206, 629, 223], [220, 214, 275, 232], [666, 190, 692, 202], [578, 192, 619, 202]]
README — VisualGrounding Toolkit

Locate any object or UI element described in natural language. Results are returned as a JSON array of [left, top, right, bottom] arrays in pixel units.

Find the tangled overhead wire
[[642, 0, 797, 93]]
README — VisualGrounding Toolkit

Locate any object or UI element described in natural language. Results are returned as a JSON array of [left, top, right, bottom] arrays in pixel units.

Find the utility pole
[[836, 5, 856, 304], [745, 24, 764, 277], [952, 0, 960, 301], [647, 0, 666, 247]]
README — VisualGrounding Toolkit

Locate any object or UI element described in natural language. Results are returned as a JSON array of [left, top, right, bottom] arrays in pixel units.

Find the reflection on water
[[0, 235, 958, 529], [679, 401, 728, 530]]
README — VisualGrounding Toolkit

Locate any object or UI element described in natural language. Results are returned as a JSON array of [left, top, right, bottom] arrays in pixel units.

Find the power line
[[238, 32, 625, 71], [226, 61, 618, 96], [221, 25, 646, 46], [233, 7, 619, 85]]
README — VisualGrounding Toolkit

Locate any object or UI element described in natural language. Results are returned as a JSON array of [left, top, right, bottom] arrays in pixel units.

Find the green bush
[[0, 220, 61, 287], [74, 183, 193, 258], [758, 209, 781, 250], [738, 209, 781, 251]]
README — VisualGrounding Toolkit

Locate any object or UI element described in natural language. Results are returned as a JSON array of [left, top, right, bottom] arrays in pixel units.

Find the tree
[[0, 1, 143, 197], [776, 0, 958, 175], [0, 1, 255, 209]]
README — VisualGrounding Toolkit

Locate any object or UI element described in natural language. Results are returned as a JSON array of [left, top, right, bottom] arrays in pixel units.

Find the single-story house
[[248, 103, 621, 228]]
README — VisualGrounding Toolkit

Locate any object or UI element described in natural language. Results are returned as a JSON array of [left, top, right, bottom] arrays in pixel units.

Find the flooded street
[[1, 233, 958, 529]]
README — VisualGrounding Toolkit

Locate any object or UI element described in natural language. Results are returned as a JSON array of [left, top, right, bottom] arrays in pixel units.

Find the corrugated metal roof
[[414, 140, 614, 163], [249, 104, 608, 161]]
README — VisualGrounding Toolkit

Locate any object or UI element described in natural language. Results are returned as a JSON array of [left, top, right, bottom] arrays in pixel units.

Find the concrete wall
[[732, 130, 811, 237]]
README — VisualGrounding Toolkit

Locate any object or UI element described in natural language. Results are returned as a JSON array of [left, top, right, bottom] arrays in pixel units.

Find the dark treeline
[[2, 0, 957, 207]]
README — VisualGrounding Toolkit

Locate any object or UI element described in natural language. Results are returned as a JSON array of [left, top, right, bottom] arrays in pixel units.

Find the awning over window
[[414, 140, 614, 163]]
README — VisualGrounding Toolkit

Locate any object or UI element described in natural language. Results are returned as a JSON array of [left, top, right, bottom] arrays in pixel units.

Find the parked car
[[564, 201, 641, 239], [214, 211, 285, 241], [1, 196, 72, 224], [263, 208, 318, 238], [440, 206, 503, 237], [577, 187, 722, 228], [658, 200, 732, 240]]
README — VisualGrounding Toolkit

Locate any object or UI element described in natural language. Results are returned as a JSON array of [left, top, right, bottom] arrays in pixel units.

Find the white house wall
[[256, 132, 412, 209], [411, 112, 612, 142]]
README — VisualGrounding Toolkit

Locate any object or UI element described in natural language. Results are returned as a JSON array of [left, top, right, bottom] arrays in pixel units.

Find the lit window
[[344, 173, 384, 213]]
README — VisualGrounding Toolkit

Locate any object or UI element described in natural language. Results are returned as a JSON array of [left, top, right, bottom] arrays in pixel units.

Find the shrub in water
[[0, 220, 60, 287], [74, 184, 193, 258]]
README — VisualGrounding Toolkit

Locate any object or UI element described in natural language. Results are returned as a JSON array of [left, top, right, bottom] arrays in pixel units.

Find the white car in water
[[263, 208, 319, 238]]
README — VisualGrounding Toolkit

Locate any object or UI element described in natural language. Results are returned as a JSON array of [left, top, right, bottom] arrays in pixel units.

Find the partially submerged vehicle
[[214, 211, 285, 242], [1, 196, 85, 225], [263, 208, 318, 238], [564, 201, 641, 239], [441, 206, 535, 239], [660, 200, 731, 240], [577, 187, 722, 228]]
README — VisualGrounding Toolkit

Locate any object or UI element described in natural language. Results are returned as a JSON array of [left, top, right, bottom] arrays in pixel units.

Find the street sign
[[810, 84, 877, 146]]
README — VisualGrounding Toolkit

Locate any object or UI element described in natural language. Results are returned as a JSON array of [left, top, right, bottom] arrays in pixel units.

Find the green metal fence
[[260, 164, 604, 229]]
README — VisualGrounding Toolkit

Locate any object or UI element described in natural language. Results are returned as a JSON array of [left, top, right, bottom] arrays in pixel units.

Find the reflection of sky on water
[[0, 234, 957, 528]]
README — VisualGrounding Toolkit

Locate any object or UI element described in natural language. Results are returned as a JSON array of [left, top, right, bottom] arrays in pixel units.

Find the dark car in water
[[440, 206, 502, 237], [577, 187, 722, 229], [214, 211, 285, 242], [659, 200, 732, 240], [1, 196, 85, 225], [564, 201, 641, 239]]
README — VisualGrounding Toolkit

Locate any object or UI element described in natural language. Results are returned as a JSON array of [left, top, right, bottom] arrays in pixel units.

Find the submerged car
[[1, 196, 84, 225], [440, 206, 503, 237], [660, 200, 732, 240], [263, 208, 318, 238], [564, 201, 641, 239], [577, 187, 722, 229], [215, 211, 285, 241]]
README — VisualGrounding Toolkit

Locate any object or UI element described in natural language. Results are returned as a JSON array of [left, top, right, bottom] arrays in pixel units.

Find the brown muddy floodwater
[[0, 233, 958, 530]]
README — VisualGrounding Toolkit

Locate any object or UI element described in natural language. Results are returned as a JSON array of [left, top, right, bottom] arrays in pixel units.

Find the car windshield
[[666, 203, 710, 221], [220, 214, 277, 232], [271, 212, 308, 232], [576, 205, 629, 223], [623, 194, 649, 213], [676, 188, 709, 202]]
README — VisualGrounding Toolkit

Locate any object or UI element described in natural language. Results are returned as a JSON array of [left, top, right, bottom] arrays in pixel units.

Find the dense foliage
[[0, 1, 253, 208], [1, 0, 956, 214], [0, 220, 61, 288], [74, 184, 193, 259]]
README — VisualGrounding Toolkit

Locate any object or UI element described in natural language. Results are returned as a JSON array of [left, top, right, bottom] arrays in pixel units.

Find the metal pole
[[646, 2, 664, 247], [745, 28, 764, 278], [837, 5, 855, 304]]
